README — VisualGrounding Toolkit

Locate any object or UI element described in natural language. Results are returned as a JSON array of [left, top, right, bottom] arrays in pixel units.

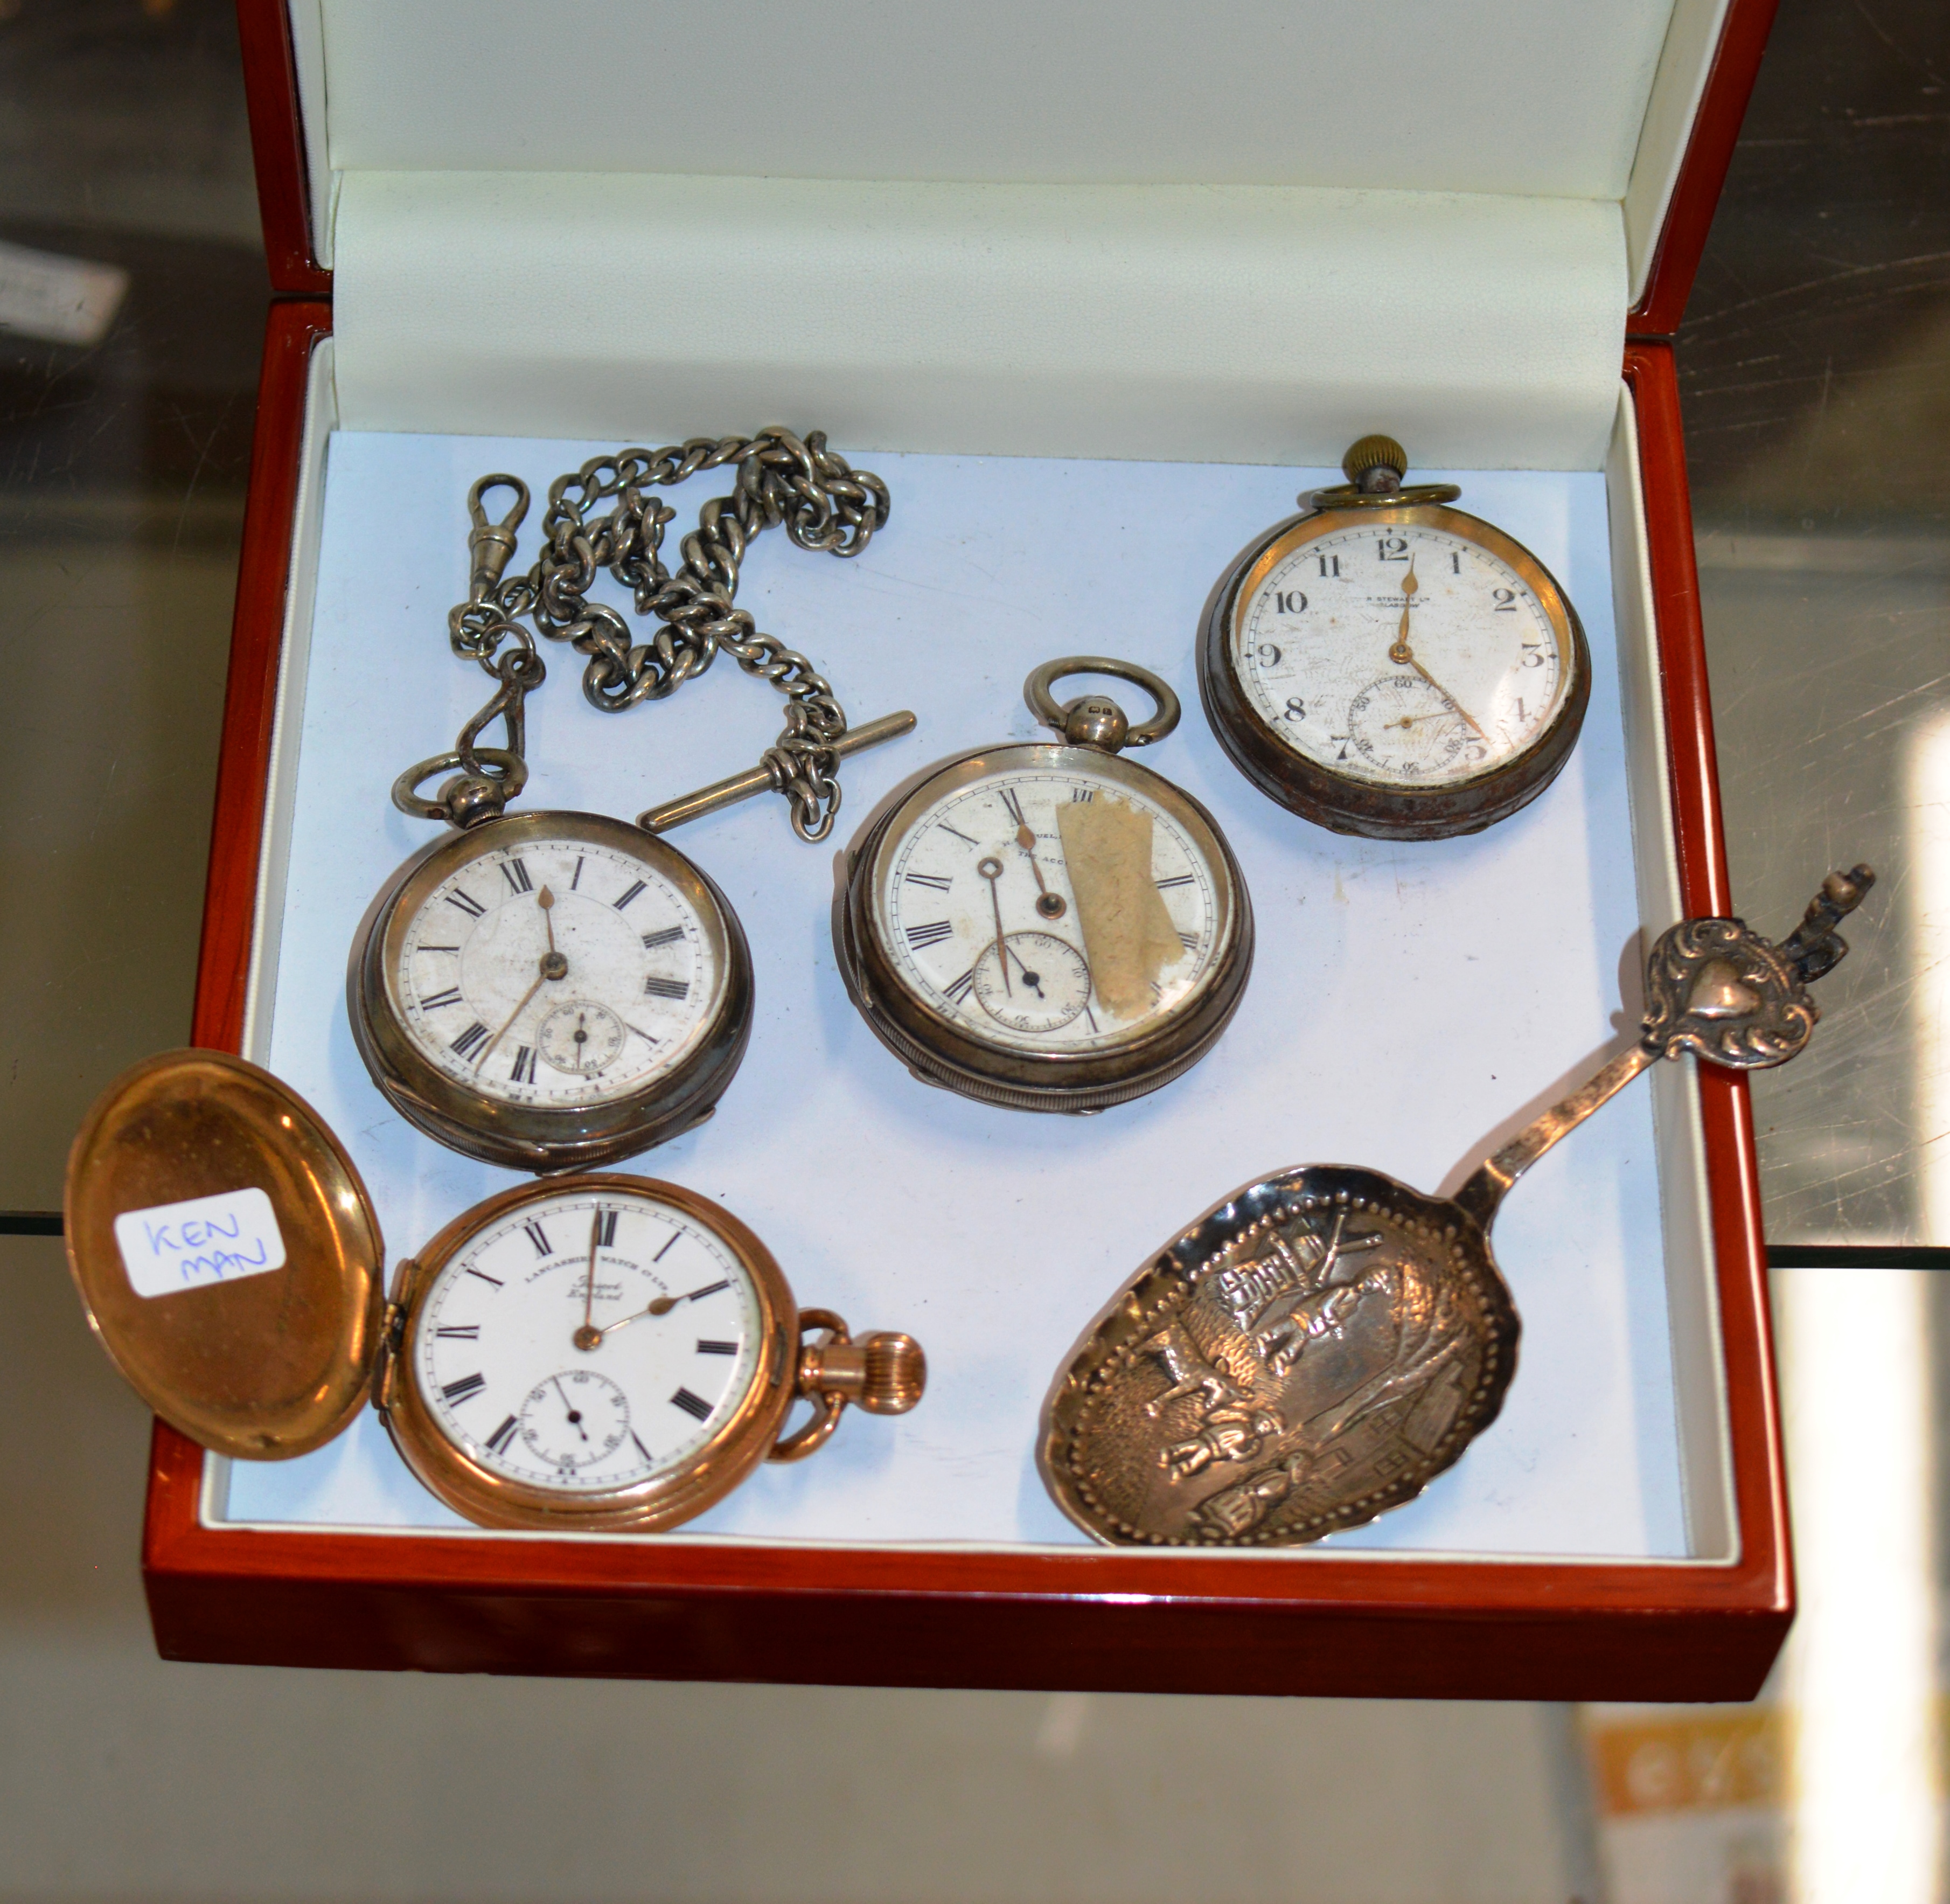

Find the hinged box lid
[[239, 0, 1774, 465]]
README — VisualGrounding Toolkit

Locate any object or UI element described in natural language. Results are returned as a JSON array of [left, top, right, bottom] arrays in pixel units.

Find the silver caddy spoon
[[1040, 866, 1876, 1547]]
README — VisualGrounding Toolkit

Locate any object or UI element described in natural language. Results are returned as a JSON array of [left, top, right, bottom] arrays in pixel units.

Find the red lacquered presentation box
[[145, 0, 1788, 1699]]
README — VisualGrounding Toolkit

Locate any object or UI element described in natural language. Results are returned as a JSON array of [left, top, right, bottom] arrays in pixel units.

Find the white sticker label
[[114, 1188, 288, 1300]]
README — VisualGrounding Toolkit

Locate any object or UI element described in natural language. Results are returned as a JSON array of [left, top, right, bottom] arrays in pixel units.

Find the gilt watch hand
[[1384, 560, 1491, 741], [476, 887, 565, 1070], [977, 857, 1012, 996], [574, 1207, 603, 1351], [1403, 655, 1491, 742], [594, 1293, 679, 1342], [1388, 560, 1419, 665], [475, 970, 548, 1069]]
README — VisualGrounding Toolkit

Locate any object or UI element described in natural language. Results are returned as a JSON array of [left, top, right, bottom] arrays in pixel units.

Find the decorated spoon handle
[[1453, 866, 1875, 1234]]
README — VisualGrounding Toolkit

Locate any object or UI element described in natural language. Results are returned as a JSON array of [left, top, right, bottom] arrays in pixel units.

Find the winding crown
[[859, 1332, 928, 1414], [1341, 434, 1409, 487]]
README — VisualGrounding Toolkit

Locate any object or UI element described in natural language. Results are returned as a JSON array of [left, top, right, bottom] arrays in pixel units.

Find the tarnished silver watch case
[[1198, 440, 1592, 842], [350, 809, 754, 1173], [834, 665, 1254, 1114]]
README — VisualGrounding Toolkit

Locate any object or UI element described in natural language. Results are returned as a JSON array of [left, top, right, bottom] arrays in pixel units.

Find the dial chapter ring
[[350, 810, 753, 1173], [380, 1172, 797, 1533], [1197, 502, 1590, 840]]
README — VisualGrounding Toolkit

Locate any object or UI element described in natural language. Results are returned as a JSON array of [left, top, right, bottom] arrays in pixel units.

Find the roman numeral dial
[[413, 1185, 765, 1499], [391, 831, 727, 1115], [869, 761, 1228, 1059]]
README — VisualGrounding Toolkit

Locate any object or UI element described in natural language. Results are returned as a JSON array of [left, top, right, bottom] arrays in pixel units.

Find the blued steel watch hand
[[1006, 937, 1049, 998], [1015, 823, 1066, 919], [552, 1374, 589, 1440]]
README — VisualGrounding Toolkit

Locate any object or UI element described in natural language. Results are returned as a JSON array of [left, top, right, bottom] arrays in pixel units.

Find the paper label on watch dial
[[1055, 795, 1181, 1019], [114, 1187, 288, 1299]]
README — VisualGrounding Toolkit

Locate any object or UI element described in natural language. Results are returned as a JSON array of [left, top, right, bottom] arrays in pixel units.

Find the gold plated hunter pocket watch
[[354, 437, 908, 1173], [834, 658, 1253, 1113], [1041, 868, 1874, 1546], [65, 1051, 925, 1534], [1199, 435, 1591, 840]]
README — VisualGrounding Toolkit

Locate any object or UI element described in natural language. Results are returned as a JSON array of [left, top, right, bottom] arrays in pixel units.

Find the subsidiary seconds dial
[[1239, 523, 1563, 788], [414, 1184, 763, 1495], [880, 764, 1223, 1057], [352, 809, 753, 1172], [63, 1052, 928, 1538], [836, 657, 1253, 1114], [396, 835, 716, 1109], [1199, 435, 1590, 841]]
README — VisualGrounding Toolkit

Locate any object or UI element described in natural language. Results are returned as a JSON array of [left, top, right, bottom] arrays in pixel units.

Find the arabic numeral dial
[[1232, 521, 1571, 793]]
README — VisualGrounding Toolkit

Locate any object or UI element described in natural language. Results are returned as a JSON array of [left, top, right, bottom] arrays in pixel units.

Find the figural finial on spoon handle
[[1455, 866, 1876, 1232]]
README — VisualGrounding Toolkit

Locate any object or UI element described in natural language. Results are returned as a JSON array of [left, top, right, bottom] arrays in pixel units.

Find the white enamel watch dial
[[837, 658, 1253, 1114], [1235, 522, 1568, 790], [375, 1171, 925, 1532], [395, 833, 718, 1109], [353, 811, 753, 1173], [414, 1184, 764, 1495], [876, 762, 1224, 1055], [62, 1055, 930, 1533], [1199, 438, 1589, 842]]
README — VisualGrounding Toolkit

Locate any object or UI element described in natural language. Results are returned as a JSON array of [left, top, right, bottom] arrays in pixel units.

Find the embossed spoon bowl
[[1040, 867, 1875, 1548]]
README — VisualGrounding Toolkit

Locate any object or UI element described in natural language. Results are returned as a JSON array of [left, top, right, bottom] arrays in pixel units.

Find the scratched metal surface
[[0, 1, 266, 1212], [1679, 0, 1950, 1246]]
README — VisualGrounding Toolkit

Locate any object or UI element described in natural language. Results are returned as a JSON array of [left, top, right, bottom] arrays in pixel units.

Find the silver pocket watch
[[352, 435, 909, 1173], [835, 658, 1254, 1113], [352, 805, 757, 1175], [1199, 435, 1591, 840]]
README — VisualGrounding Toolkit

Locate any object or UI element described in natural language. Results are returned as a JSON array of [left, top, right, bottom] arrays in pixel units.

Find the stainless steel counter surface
[[1679, 0, 1950, 1247]]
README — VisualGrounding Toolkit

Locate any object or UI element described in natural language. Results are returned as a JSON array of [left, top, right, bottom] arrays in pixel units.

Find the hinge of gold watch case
[[373, 1287, 410, 1416]]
